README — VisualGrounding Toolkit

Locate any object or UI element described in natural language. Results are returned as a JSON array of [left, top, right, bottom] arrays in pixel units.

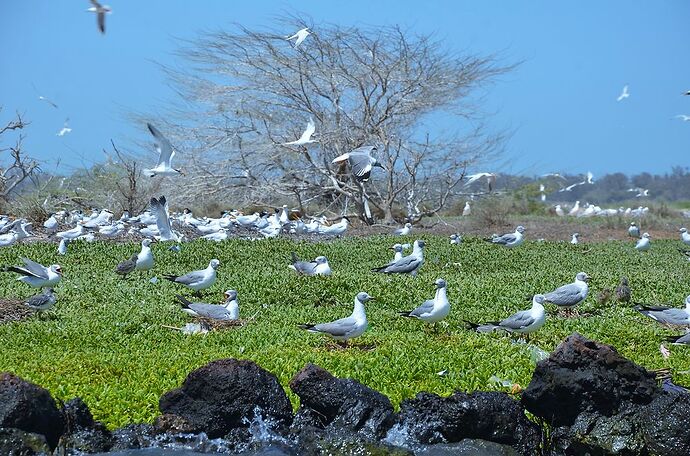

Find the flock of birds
[[3, 205, 690, 347]]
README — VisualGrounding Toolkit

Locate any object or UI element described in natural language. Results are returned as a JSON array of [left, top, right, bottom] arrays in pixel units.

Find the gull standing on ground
[[25, 288, 57, 312], [2, 258, 62, 288], [394, 223, 412, 236], [450, 234, 462, 245], [399, 278, 450, 325], [298, 292, 373, 345], [372, 240, 425, 276], [390, 243, 410, 261], [115, 254, 138, 279], [635, 295, 690, 326], [286, 27, 311, 48], [331, 146, 385, 182], [177, 290, 239, 321], [488, 226, 525, 248], [571, 233, 580, 245], [135, 239, 154, 271], [150, 196, 179, 241], [555, 205, 565, 217], [628, 222, 641, 238], [164, 259, 220, 297], [289, 253, 331, 276], [57, 238, 70, 255], [283, 118, 316, 146], [617, 84, 630, 102], [462, 201, 472, 216], [86, 0, 111, 34], [43, 214, 59, 233], [635, 233, 651, 252], [144, 123, 182, 177], [466, 295, 546, 341], [680, 228, 690, 246], [543, 272, 590, 315]]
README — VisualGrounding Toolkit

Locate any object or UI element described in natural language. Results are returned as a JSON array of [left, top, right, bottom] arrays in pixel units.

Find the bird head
[[391, 244, 403, 252], [415, 240, 426, 249], [533, 294, 546, 305], [210, 259, 220, 269], [142, 239, 153, 247], [356, 292, 375, 303], [576, 272, 590, 283], [681, 228, 687, 234], [52, 265, 63, 275], [224, 290, 238, 300], [516, 226, 525, 233], [434, 278, 447, 288], [315, 256, 328, 264]]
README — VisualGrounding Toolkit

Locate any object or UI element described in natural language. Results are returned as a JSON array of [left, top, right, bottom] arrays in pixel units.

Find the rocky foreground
[[1, 333, 689, 455]]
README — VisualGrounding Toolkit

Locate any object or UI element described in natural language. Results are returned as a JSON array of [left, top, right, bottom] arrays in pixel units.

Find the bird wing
[[380, 255, 420, 274], [408, 299, 435, 318], [544, 284, 583, 306], [642, 308, 689, 325], [20, 258, 49, 279], [292, 260, 317, 275], [116, 260, 135, 274], [301, 118, 315, 140], [349, 152, 374, 179], [500, 310, 535, 331], [25, 293, 52, 309], [492, 233, 517, 245], [174, 270, 206, 285], [189, 303, 231, 320], [465, 173, 491, 185], [331, 152, 350, 163], [90, 0, 103, 7], [147, 123, 174, 166], [150, 196, 175, 240], [310, 316, 357, 337]]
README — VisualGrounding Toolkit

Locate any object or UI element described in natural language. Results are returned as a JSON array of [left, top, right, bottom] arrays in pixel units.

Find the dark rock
[[109, 424, 155, 451], [153, 413, 201, 435], [395, 391, 540, 455], [295, 426, 412, 456], [521, 333, 660, 426], [549, 409, 648, 455], [159, 358, 292, 439], [0, 428, 52, 455], [60, 397, 113, 453], [416, 439, 519, 456], [289, 363, 396, 440], [0, 372, 65, 449], [642, 392, 690, 456]]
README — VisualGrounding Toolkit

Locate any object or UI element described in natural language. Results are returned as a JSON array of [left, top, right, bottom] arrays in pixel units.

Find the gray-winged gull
[[331, 146, 385, 182], [24, 287, 57, 312], [164, 259, 220, 297], [299, 291, 372, 345], [2, 258, 62, 288], [372, 240, 425, 276], [399, 278, 450, 324], [488, 226, 525, 248], [466, 294, 546, 340], [543, 272, 590, 315], [177, 290, 239, 321], [289, 252, 331, 276], [635, 295, 690, 326]]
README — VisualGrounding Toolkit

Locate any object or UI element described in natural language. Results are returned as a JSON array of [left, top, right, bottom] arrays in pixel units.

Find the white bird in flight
[[283, 118, 316, 146], [617, 85, 630, 102], [144, 123, 182, 177], [56, 119, 72, 137], [676, 115, 690, 122], [559, 172, 594, 192], [465, 172, 496, 192], [87, 0, 111, 34], [38, 96, 58, 109], [286, 27, 311, 48], [150, 196, 179, 242]]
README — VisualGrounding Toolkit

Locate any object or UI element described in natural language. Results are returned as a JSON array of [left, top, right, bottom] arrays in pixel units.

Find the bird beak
[[368, 297, 376, 301]]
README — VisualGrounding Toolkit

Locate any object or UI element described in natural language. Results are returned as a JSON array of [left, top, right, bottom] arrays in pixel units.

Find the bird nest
[[198, 318, 247, 331], [0, 298, 33, 325]]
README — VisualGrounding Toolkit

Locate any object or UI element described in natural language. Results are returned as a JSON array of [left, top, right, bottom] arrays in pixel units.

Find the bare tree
[[0, 108, 40, 207], [155, 17, 513, 222]]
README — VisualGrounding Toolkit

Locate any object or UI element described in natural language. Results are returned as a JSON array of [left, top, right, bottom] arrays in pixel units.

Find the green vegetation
[[0, 236, 689, 428]]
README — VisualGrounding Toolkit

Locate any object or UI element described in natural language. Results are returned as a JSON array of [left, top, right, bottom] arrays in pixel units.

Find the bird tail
[[298, 323, 316, 331], [163, 274, 178, 282], [175, 295, 192, 309], [665, 334, 685, 343], [399, 311, 414, 318], [1, 266, 27, 276], [463, 320, 482, 330], [371, 265, 387, 273]]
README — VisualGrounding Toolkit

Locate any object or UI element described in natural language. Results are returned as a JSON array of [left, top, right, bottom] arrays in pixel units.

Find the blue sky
[[1, 1, 688, 177]]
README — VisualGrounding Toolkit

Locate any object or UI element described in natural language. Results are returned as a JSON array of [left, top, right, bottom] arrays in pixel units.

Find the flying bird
[[617, 85, 630, 102], [676, 115, 690, 122], [283, 118, 316, 146], [286, 27, 311, 48], [465, 172, 496, 192], [38, 96, 58, 109], [627, 188, 649, 198], [144, 123, 182, 177], [559, 172, 594, 192], [150, 196, 179, 241], [332, 146, 385, 182], [56, 119, 72, 137], [87, 0, 111, 34]]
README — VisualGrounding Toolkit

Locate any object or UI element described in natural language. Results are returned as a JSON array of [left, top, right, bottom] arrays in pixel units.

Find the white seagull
[[394, 223, 412, 236], [680, 228, 690, 246], [489, 226, 525, 248], [635, 233, 651, 251], [43, 214, 59, 233], [570, 233, 579, 245], [283, 118, 316, 146], [150, 196, 179, 241], [177, 290, 239, 321], [286, 27, 311, 48], [2, 258, 62, 288], [372, 240, 425, 276], [635, 295, 690, 327], [466, 295, 547, 341], [144, 123, 182, 177], [289, 253, 331, 276], [57, 238, 70, 255], [86, 0, 111, 34], [135, 239, 155, 271], [299, 291, 372, 345], [675, 115, 690, 122], [617, 84, 630, 102], [543, 273, 590, 315], [332, 146, 385, 182], [56, 119, 72, 137], [399, 278, 451, 325], [164, 259, 220, 297]]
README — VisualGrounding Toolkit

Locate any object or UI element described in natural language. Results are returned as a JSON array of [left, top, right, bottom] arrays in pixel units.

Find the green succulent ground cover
[[0, 235, 689, 428]]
